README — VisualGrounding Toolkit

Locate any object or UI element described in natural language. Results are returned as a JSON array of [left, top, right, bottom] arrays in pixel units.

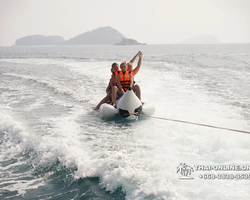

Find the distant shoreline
[[1, 43, 250, 47]]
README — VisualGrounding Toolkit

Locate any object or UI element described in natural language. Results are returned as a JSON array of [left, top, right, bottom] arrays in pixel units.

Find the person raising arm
[[127, 51, 142, 75], [111, 62, 133, 107], [117, 62, 134, 95], [127, 51, 142, 100], [94, 51, 142, 110]]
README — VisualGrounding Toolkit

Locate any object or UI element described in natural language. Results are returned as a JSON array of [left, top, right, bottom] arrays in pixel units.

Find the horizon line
[[1, 42, 250, 47]]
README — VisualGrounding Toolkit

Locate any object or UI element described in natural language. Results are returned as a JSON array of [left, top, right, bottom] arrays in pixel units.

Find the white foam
[[0, 176, 44, 197], [1, 51, 250, 199], [69, 62, 250, 199]]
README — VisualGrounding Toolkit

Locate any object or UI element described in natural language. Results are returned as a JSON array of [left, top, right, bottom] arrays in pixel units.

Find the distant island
[[14, 26, 146, 46], [179, 34, 221, 44], [115, 38, 146, 45], [64, 27, 124, 45], [15, 35, 65, 46]]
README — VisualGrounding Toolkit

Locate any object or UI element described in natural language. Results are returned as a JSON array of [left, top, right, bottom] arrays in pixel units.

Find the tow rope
[[128, 113, 250, 134]]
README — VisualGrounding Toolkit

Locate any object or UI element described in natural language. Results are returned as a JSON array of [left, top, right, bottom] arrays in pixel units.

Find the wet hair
[[120, 61, 127, 67], [111, 63, 118, 68]]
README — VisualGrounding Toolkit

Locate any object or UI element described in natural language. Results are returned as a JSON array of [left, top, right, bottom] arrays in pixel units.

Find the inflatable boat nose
[[117, 90, 142, 120]]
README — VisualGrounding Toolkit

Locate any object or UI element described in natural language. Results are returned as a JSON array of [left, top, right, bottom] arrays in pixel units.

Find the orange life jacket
[[119, 71, 133, 91]]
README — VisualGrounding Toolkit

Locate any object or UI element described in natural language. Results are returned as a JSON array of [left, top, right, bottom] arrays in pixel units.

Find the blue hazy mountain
[[179, 34, 221, 44], [64, 26, 125, 45], [14, 35, 65, 46]]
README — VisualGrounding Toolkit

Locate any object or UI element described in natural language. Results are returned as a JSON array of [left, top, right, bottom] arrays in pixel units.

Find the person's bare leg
[[133, 84, 141, 100], [94, 94, 111, 110], [111, 86, 118, 107]]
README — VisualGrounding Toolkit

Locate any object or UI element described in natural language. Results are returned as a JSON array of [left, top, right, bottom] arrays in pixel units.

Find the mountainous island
[[179, 34, 221, 44], [115, 38, 146, 45], [15, 35, 65, 45], [64, 27, 123, 45], [14, 27, 146, 46]]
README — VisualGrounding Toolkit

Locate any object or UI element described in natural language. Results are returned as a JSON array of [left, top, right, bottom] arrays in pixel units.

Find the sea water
[[0, 44, 250, 200]]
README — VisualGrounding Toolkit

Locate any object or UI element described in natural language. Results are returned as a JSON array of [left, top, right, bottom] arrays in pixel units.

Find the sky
[[0, 0, 250, 46]]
